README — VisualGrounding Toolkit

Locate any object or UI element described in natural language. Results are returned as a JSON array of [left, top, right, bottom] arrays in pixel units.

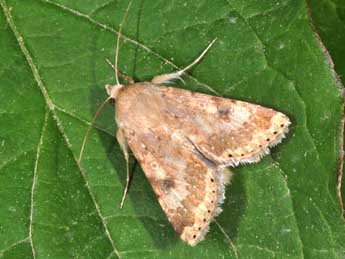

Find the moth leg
[[106, 58, 135, 85], [151, 71, 184, 85], [116, 128, 131, 208], [151, 38, 217, 85]]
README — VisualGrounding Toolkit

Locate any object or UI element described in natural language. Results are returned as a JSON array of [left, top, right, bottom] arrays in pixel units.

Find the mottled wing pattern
[[115, 83, 290, 245], [121, 124, 226, 246], [157, 86, 290, 166]]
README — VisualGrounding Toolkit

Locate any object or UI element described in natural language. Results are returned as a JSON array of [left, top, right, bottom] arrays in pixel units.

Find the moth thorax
[[105, 84, 124, 99]]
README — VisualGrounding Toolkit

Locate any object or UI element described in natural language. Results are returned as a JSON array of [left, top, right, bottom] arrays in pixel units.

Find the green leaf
[[1, 0, 344, 258], [307, 0, 345, 217]]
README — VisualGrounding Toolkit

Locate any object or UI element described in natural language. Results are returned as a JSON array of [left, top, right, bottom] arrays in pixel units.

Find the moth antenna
[[114, 1, 133, 86], [180, 37, 217, 74], [106, 58, 135, 84], [151, 38, 218, 85], [105, 58, 114, 70], [78, 96, 112, 163]]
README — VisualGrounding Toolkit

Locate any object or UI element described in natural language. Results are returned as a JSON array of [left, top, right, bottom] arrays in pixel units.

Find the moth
[[79, 2, 290, 246]]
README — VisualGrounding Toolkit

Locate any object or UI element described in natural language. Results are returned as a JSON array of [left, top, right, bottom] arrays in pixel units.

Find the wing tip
[[181, 168, 229, 246]]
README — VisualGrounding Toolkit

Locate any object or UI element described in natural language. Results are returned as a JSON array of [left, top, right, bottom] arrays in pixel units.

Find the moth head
[[105, 84, 124, 100]]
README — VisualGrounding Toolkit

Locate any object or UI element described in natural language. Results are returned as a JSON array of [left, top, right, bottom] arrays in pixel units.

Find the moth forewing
[[112, 83, 290, 246]]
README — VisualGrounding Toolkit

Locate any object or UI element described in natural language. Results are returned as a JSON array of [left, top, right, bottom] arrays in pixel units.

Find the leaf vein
[[29, 107, 50, 259], [214, 220, 239, 259], [54, 104, 113, 137], [0, 237, 30, 256], [310, 200, 338, 257], [0, 1, 122, 258], [0, 150, 34, 172]]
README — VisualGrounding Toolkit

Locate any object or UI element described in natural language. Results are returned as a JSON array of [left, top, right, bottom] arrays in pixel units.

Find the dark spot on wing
[[218, 106, 231, 120], [160, 178, 175, 193]]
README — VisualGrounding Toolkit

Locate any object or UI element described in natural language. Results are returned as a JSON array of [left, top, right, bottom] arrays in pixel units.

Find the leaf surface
[[1, 0, 344, 258], [307, 0, 345, 216]]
